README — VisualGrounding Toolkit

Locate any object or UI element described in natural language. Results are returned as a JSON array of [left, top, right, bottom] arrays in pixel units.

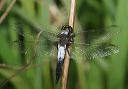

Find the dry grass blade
[[0, 0, 16, 24], [61, 0, 76, 89], [0, 0, 5, 11]]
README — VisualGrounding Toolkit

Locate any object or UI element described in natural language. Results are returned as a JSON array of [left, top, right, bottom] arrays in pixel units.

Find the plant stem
[[0, 0, 16, 24], [0, 0, 5, 11], [61, 0, 76, 89]]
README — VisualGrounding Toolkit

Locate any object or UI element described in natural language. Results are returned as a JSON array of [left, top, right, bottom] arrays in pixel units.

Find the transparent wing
[[71, 44, 119, 61], [10, 21, 58, 42], [11, 38, 57, 56], [0, 36, 58, 88], [71, 25, 119, 61], [0, 22, 59, 88], [11, 22, 58, 62], [74, 25, 120, 45]]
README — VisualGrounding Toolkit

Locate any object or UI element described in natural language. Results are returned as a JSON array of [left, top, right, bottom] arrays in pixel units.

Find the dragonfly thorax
[[58, 34, 69, 46], [58, 25, 75, 46]]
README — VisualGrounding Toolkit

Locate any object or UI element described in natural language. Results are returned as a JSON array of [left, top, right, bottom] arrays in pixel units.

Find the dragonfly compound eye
[[61, 25, 66, 30], [61, 25, 73, 31], [67, 26, 73, 32]]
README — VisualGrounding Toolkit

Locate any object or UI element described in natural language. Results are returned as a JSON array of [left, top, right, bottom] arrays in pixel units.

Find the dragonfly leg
[[66, 48, 70, 56], [69, 38, 74, 43], [54, 41, 58, 48], [67, 42, 74, 44], [57, 33, 61, 38], [68, 32, 75, 44], [70, 32, 75, 37]]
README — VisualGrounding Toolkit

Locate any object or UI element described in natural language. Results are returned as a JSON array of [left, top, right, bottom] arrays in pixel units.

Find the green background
[[0, 0, 128, 89]]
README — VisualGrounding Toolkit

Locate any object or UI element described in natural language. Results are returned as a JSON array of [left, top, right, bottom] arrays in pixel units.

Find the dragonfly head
[[61, 25, 75, 37], [61, 25, 73, 33]]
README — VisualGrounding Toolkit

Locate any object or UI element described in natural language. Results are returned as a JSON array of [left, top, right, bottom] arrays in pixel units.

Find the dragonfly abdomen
[[57, 46, 66, 61], [56, 60, 64, 83], [56, 45, 66, 83]]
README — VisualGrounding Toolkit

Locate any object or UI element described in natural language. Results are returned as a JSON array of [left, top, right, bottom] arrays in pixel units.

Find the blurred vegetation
[[0, 0, 128, 89]]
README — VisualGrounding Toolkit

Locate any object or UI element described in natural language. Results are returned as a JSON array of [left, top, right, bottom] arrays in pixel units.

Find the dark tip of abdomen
[[56, 60, 64, 84]]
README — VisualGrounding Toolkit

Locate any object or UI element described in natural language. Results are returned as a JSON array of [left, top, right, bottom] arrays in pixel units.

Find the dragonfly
[[0, 22, 119, 87]]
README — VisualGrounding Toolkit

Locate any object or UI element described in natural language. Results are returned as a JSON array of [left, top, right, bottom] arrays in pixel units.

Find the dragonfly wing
[[0, 38, 58, 88], [11, 37, 57, 60], [71, 44, 119, 61], [9, 21, 59, 57], [10, 22, 58, 42], [74, 25, 120, 45]]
